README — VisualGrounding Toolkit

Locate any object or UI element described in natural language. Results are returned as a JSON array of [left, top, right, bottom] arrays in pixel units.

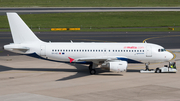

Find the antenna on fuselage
[[70, 40, 73, 43]]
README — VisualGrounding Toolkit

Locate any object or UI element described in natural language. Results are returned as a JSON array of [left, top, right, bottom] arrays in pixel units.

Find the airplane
[[3, 12, 174, 75]]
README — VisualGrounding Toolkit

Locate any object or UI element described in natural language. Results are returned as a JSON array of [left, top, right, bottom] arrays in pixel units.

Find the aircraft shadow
[[0, 54, 139, 81], [127, 69, 140, 72], [0, 64, 124, 81]]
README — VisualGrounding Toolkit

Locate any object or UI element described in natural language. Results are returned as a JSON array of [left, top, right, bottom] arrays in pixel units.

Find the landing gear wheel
[[88, 63, 96, 75], [90, 69, 96, 75]]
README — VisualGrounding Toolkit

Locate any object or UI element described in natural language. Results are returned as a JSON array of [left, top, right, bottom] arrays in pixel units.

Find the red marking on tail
[[68, 57, 74, 63]]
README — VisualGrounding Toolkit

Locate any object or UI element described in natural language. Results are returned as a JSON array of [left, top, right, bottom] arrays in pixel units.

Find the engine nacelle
[[101, 61, 128, 72]]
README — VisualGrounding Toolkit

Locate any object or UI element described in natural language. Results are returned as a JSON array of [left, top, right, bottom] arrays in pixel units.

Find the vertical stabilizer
[[7, 12, 42, 44]]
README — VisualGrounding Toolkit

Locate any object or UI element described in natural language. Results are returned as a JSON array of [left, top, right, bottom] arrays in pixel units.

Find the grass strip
[[0, 0, 179, 7], [0, 12, 180, 31]]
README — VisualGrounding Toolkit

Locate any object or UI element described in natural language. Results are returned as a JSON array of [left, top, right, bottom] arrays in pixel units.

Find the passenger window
[[140, 50, 141, 52], [104, 50, 106, 52], [129, 50, 131, 52], [134, 50, 136, 52], [101, 50, 103, 52], [158, 49, 160, 52], [137, 50, 139, 52], [109, 50, 110, 52], [52, 50, 54, 51], [126, 50, 128, 52], [113, 50, 114, 52], [132, 50, 133, 52], [74, 50, 76, 52]]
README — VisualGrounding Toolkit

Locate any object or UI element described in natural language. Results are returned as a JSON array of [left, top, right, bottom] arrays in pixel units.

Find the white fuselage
[[44, 42, 173, 63], [5, 42, 173, 64]]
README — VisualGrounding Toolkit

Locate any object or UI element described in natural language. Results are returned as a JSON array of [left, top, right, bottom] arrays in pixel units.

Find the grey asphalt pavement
[[0, 52, 180, 101]]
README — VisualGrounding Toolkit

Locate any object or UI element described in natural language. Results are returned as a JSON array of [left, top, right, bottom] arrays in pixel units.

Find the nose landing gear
[[140, 63, 155, 73]]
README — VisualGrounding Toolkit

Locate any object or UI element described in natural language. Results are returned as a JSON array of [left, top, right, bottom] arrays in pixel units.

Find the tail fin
[[7, 12, 42, 44]]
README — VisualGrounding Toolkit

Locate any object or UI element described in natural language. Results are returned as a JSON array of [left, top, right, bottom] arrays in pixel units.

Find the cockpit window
[[158, 49, 166, 52]]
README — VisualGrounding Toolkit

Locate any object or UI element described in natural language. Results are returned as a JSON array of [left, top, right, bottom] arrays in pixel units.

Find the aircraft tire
[[90, 69, 96, 75]]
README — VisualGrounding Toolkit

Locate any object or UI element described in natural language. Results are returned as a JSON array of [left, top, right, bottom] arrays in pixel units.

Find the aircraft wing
[[76, 56, 127, 62], [75, 56, 141, 64]]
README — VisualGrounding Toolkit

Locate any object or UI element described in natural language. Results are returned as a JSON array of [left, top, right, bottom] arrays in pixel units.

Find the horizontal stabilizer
[[4, 44, 29, 53]]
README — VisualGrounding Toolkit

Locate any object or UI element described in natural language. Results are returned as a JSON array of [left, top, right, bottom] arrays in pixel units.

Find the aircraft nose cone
[[168, 52, 174, 61]]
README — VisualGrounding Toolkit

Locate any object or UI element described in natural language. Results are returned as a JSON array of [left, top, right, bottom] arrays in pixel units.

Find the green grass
[[0, 0, 180, 7], [0, 12, 180, 32]]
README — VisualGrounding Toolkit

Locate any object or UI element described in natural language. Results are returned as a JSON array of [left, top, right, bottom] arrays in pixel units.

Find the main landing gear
[[89, 63, 97, 75]]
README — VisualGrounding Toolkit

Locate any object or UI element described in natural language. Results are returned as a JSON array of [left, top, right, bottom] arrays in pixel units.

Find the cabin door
[[146, 46, 152, 57]]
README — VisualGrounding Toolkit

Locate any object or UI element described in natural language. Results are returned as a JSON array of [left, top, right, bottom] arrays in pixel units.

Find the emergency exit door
[[146, 46, 152, 57]]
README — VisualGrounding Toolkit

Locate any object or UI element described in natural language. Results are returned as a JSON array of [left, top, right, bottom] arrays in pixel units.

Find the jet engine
[[101, 61, 128, 72]]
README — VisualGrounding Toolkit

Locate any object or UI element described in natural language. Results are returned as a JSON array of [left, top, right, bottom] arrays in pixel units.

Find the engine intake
[[101, 61, 128, 72]]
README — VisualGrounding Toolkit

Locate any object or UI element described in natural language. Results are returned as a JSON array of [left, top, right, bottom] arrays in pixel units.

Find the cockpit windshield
[[158, 49, 166, 52]]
